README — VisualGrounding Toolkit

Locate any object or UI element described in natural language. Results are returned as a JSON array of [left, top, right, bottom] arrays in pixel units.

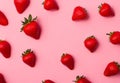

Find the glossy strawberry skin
[[84, 36, 98, 52], [61, 53, 74, 70], [0, 40, 11, 58], [107, 31, 120, 44], [43, 0, 59, 10], [14, 0, 30, 14], [22, 49, 36, 67], [0, 73, 6, 83], [0, 11, 8, 26], [99, 3, 114, 16], [74, 76, 91, 83], [23, 21, 41, 39], [104, 62, 120, 76], [72, 6, 87, 21], [43, 79, 55, 83]]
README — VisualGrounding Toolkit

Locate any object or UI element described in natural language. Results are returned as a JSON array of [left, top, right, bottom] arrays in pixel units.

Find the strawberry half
[[21, 14, 41, 39], [14, 0, 30, 14], [22, 49, 36, 67], [42, 79, 55, 83], [61, 53, 74, 70], [43, 0, 59, 10], [0, 11, 8, 26], [74, 75, 91, 83], [104, 61, 120, 76], [0, 40, 11, 58]]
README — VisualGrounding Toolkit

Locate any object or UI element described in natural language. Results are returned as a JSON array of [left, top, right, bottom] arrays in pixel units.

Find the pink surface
[[0, 0, 120, 83]]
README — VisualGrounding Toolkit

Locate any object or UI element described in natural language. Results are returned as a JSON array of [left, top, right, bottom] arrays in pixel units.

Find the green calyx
[[73, 75, 85, 82], [42, 81, 45, 83], [20, 14, 37, 32], [87, 35, 95, 39], [22, 49, 33, 56], [114, 61, 120, 70]]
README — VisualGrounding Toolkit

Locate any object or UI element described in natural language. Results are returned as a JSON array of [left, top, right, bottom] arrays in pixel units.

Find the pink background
[[0, 0, 120, 83]]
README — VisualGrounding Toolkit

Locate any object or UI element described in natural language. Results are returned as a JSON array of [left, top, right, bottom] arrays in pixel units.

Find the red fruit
[[61, 53, 74, 70], [74, 76, 91, 83], [14, 0, 30, 14], [43, 0, 59, 10], [0, 11, 8, 26], [22, 49, 36, 67], [107, 31, 120, 44], [98, 3, 114, 16], [104, 61, 120, 76], [21, 14, 41, 39], [72, 6, 87, 21], [84, 36, 98, 52], [0, 40, 11, 58], [42, 79, 55, 83], [0, 73, 6, 83]]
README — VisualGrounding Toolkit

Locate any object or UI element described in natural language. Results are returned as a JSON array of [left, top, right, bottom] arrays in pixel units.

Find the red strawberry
[[98, 3, 114, 16], [43, 0, 59, 10], [0, 40, 11, 58], [61, 53, 74, 70], [42, 79, 55, 83], [72, 6, 87, 21], [74, 76, 91, 83], [14, 0, 30, 14], [104, 61, 120, 76], [0, 73, 6, 83], [0, 11, 8, 26], [107, 31, 120, 44], [84, 36, 98, 52], [21, 14, 41, 39], [22, 49, 36, 67]]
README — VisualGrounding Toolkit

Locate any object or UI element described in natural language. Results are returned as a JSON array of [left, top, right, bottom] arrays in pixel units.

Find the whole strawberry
[[42, 79, 55, 83], [14, 0, 30, 14], [74, 76, 91, 83], [107, 31, 120, 44], [72, 6, 87, 21], [21, 14, 41, 39], [98, 3, 114, 16], [43, 0, 59, 10], [0, 11, 8, 26], [61, 53, 74, 70], [22, 49, 36, 67], [0, 73, 6, 83], [0, 40, 11, 58], [104, 61, 120, 76], [84, 36, 98, 52]]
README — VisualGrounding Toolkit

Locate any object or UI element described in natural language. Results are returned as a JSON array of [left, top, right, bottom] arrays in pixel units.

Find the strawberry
[[104, 61, 120, 76], [84, 36, 98, 52], [72, 6, 87, 21], [21, 14, 41, 39], [74, 76, 91, 83], [22, 49, 36, 67], [61, 53, 74, 70], [0, 73, 6, 83], [98, 3, 114, 17], [14, 0, 30, 14], [0, 40, 11, 58], [42, 79, 55, 83], [107, 31, 120, 44], [0, 11, 8, 26], [43, 0, 59, 10]]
